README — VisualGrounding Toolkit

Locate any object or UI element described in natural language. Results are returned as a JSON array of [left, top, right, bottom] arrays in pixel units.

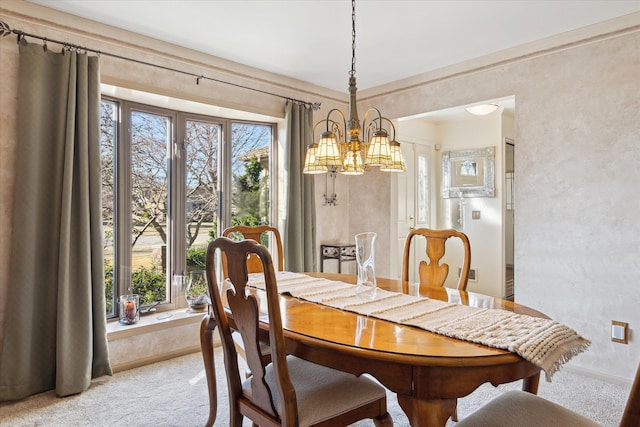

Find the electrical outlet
[[611, 321, 628, 344], [458, 267, 477, 281]]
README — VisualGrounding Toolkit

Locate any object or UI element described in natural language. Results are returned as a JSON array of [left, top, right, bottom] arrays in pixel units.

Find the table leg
[[397, 394, 457, 427], [522, 371, 540, 394], [200, 314, 217, 427]]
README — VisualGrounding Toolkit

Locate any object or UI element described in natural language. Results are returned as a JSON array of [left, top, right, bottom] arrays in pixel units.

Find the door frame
[[389, 139, 436, 280]]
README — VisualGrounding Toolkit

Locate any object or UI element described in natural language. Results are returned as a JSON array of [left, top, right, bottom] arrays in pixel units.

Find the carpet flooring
[[0, 348, 630, 427]]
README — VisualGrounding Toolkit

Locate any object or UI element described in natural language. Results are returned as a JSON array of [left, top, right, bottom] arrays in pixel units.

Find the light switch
[[472, 210, 481, 220], [611, 321, 628, 344]]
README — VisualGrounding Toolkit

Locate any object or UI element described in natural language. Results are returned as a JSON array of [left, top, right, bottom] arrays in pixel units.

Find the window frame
[[102, 95, 277, 319]]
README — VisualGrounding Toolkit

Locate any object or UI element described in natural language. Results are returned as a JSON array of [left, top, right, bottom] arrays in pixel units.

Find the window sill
[[107, 308, 207, 341]]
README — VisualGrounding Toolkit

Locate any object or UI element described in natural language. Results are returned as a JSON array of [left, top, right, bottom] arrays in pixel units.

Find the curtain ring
[[17, 33, 27, 45]]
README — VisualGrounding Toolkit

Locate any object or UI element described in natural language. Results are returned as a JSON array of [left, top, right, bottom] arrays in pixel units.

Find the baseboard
[[564, 364, 634, 387], [111, 345, 201, 373]]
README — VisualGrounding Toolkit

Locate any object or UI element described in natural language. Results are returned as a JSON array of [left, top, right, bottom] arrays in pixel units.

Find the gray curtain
[[0, 42, 112, 401], [284, 102, 316, 272]]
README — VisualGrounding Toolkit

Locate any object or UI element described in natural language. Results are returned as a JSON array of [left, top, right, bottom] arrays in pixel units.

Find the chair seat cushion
[[242, 355, 386, 426], [456, 390, 602, 427]]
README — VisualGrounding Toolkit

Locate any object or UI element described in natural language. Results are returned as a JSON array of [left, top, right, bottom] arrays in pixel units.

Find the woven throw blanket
[[247, 271, 590, 381]]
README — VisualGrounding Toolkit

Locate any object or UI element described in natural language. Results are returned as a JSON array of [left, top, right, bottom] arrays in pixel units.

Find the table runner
[[246, 271, 590, 381]]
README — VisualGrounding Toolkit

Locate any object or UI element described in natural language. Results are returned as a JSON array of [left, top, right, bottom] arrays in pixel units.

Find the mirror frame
[[442, 146, 495, 198]]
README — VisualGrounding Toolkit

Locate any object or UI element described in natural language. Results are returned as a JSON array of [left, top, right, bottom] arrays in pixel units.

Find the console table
[[320, 243, 356, 273]]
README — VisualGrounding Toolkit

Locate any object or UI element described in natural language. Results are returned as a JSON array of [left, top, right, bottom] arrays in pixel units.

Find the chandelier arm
[[313, 118, 345, 143], [328, 120, 343, 143], [361, 107, 385, 142], [362, 119, 378, 142], [381, 117, 397, 140], [315, 108, 347, 138], [312, 120, 325, 135], [326, 108, 348, 133]]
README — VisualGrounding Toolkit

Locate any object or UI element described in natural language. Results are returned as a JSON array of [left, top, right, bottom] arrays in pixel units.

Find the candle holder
[[119, 294, 140, 325]]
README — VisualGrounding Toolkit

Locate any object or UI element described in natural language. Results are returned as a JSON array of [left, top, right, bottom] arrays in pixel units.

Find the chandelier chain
[[350, 0, 356, 76]]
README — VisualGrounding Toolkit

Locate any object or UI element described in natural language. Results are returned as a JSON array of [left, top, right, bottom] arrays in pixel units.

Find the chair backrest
[[206, 237, 298, 425], [222, 225, 284, 274], [620, 362, 640, 427], [401, 227, 471, 292]]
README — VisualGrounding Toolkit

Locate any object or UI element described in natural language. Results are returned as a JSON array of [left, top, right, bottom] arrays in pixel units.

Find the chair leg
[[200, 315, 217, 427], [373, 412, 394, 427], [451, 399, 458, 422]]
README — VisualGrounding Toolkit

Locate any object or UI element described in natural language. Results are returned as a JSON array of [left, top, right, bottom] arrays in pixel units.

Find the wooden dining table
[[200, 272, 547, 427]]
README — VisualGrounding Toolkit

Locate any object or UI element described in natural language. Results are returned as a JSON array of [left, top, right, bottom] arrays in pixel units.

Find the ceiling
[[28, 0, 640, 94]]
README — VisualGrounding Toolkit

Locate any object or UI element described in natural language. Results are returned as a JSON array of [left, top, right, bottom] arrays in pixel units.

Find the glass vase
[[185, 270, 209, 312], [355, 232, 377, 300]]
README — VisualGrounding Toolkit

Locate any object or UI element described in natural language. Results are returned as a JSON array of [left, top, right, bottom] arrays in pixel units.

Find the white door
[[391, 142, 432, 281]]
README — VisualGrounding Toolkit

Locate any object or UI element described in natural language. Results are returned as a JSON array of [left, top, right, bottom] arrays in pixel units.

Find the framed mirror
[[442, 146, 495, 198]]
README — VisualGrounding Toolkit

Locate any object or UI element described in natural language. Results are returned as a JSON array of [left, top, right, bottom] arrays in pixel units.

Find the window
[[100, 96, 275, 318], [100, 99, 117, 315]]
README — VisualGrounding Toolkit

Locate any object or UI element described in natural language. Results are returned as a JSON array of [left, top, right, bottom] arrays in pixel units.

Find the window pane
[[130, 110, 170, 305], [417, 154, 429, 224], [185, 119, 221, 271], [231, 123, 272, 238], [100, 100, 117, 316]]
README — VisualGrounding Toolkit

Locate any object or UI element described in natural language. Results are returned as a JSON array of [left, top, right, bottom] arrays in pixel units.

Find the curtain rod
[[0, 19, 321, 110]]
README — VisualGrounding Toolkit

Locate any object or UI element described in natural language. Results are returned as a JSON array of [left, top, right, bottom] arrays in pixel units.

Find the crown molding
[[360, 12, 640, 101]]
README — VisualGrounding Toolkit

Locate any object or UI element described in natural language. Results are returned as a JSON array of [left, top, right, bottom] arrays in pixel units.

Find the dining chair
[[456, 362, 640, 427], [222, 224, 284, 274], [401, 227, 470, 422], [222, 225, 282, 371], [202, 236, 393, 427], [401, 227, 471, 294]]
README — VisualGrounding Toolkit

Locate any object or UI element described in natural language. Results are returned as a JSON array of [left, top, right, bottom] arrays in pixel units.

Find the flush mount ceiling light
[[303, 0, 405, 175], [465, 103, 500, 116]]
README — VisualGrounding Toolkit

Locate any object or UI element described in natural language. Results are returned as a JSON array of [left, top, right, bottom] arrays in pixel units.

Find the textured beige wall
[[513, 32, 639, 381], [1, 1, 638, 382], [108, 321, 202, 372], [357, 27, 640, 381]]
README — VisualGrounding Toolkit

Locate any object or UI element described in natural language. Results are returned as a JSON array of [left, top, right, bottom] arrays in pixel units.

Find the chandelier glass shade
[[303, 0, 405, 176], [342, 145, 365, 175], [315, 131, 342, 166], [380, 139, 406, 172], [366, 129, 392, 167], [302, 142, 328, 174]]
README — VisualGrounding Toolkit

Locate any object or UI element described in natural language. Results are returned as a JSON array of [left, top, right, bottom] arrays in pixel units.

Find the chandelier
[[303, 0, 405, 175]]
